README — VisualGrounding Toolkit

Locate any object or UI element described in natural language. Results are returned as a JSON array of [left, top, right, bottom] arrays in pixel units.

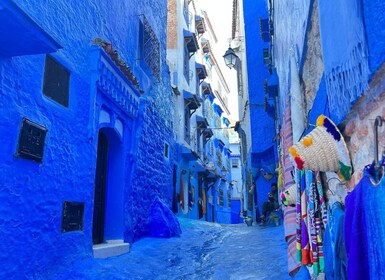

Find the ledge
[[93, 240, 130, 259]]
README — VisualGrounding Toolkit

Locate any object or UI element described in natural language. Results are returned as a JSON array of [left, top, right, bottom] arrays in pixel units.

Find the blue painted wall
[[0, 0, 174, 278], [362, 0, 385, 75], [243, 0, 277, 215]]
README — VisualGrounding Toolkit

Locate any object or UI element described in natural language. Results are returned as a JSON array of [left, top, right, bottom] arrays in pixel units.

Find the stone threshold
[[93, 240, 130, 259]]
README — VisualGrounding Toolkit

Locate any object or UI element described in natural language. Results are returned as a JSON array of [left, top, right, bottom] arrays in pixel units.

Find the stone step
[[93, 240, 130, 259]]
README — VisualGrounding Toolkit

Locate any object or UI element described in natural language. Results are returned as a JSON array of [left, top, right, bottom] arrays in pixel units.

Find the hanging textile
[[281, 96, 301, 275], [296, 170, 325, 276], [179, 172, 188, 214], [324, 201, 347, 280], [318, 0, 370, 122], [188, 173, 195, 211], [202, 188, 207, 215], [345, 172, 385, 280]]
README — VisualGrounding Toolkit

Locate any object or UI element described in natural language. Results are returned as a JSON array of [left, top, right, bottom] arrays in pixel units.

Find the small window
[[232, 159, 239, 168], [164, 142, 169, 159], [43, 55, 70, 107]]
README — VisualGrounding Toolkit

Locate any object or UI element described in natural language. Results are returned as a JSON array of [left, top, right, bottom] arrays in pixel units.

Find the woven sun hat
[[289, 115, 352, 181], [281, 184, 296, 206]]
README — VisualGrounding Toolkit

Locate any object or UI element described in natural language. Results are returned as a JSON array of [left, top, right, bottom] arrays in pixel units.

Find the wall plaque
[[61, 201, 85, 233], [16, 118, 47, 163]]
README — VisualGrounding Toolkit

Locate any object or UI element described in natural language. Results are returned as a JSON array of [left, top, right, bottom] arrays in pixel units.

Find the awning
[[195, 63, 207, 80], [222, 117, 230, 127], [208, 92, 216, 103], [196, 115, 209, 129], [213, 138, 219, 148], [225, 148, 232, 158], [195, 15, 206, 35], [213, 103, 223, 116], [183, 90, 200, 110], [201, 38, 211, 54], [218, 139, 225, 152], [184, 29, 199, 53], [201, 82, 213, 96], [0, 0, 62, 56], [180, 145, 199, 161], [202, 128, 213, 139]]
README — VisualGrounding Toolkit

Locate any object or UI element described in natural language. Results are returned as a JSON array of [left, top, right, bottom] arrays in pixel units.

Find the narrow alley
[[2, 0, 385, 279], [51, 219, 293, 280]]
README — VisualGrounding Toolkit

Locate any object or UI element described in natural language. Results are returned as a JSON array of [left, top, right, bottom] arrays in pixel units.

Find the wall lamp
[[223, 47, 239, 69]]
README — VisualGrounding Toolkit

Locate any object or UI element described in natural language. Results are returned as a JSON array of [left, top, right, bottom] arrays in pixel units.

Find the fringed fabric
[[319, 0, 370, 122]]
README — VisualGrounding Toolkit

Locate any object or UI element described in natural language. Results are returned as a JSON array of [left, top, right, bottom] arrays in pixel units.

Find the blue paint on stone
[[149, 198, 181, 238], [243, 0, 276, 154], [0, 0, 174, 278]]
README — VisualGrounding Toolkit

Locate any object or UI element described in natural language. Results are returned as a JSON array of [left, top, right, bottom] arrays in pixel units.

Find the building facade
[[232, 0, 278, 222], [167, 0, 235, 224], [0, 0, 174, 277]]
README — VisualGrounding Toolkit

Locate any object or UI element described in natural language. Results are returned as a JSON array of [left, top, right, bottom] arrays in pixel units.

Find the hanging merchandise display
[[295, 170, 325, 277], [323, 201, 347, 280], [318, 0, 370, 122], [281, 96, 301, 276], [345, 170, 385, 280], [289, 115, 352, 181]]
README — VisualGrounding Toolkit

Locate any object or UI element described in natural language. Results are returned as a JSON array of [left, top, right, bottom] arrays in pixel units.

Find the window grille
[[140, 16, 160, 80]]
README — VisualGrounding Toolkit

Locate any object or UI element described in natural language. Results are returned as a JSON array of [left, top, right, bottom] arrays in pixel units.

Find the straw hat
[[289, 115, 352, 181], [281, 185, 296, 206]]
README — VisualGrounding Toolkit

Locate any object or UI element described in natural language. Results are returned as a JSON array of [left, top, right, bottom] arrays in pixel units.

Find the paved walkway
[[53, 219, 293, 280]]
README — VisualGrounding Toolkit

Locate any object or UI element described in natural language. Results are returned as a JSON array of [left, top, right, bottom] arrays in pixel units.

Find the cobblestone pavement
[[53, 218, 292, 280]]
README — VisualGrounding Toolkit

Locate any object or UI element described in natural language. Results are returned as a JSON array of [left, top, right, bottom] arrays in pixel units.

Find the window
[[164, 143, 169, 159], [184, 107, 190, 144], [184, 46, 190, 83], [43, 55, 70, 107], [218, 187, 224, 207], [232, 159, 239, 168], [139, 16, 160, 80]]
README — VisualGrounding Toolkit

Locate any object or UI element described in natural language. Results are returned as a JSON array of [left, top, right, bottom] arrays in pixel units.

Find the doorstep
[[93, 240, 130, 259]]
